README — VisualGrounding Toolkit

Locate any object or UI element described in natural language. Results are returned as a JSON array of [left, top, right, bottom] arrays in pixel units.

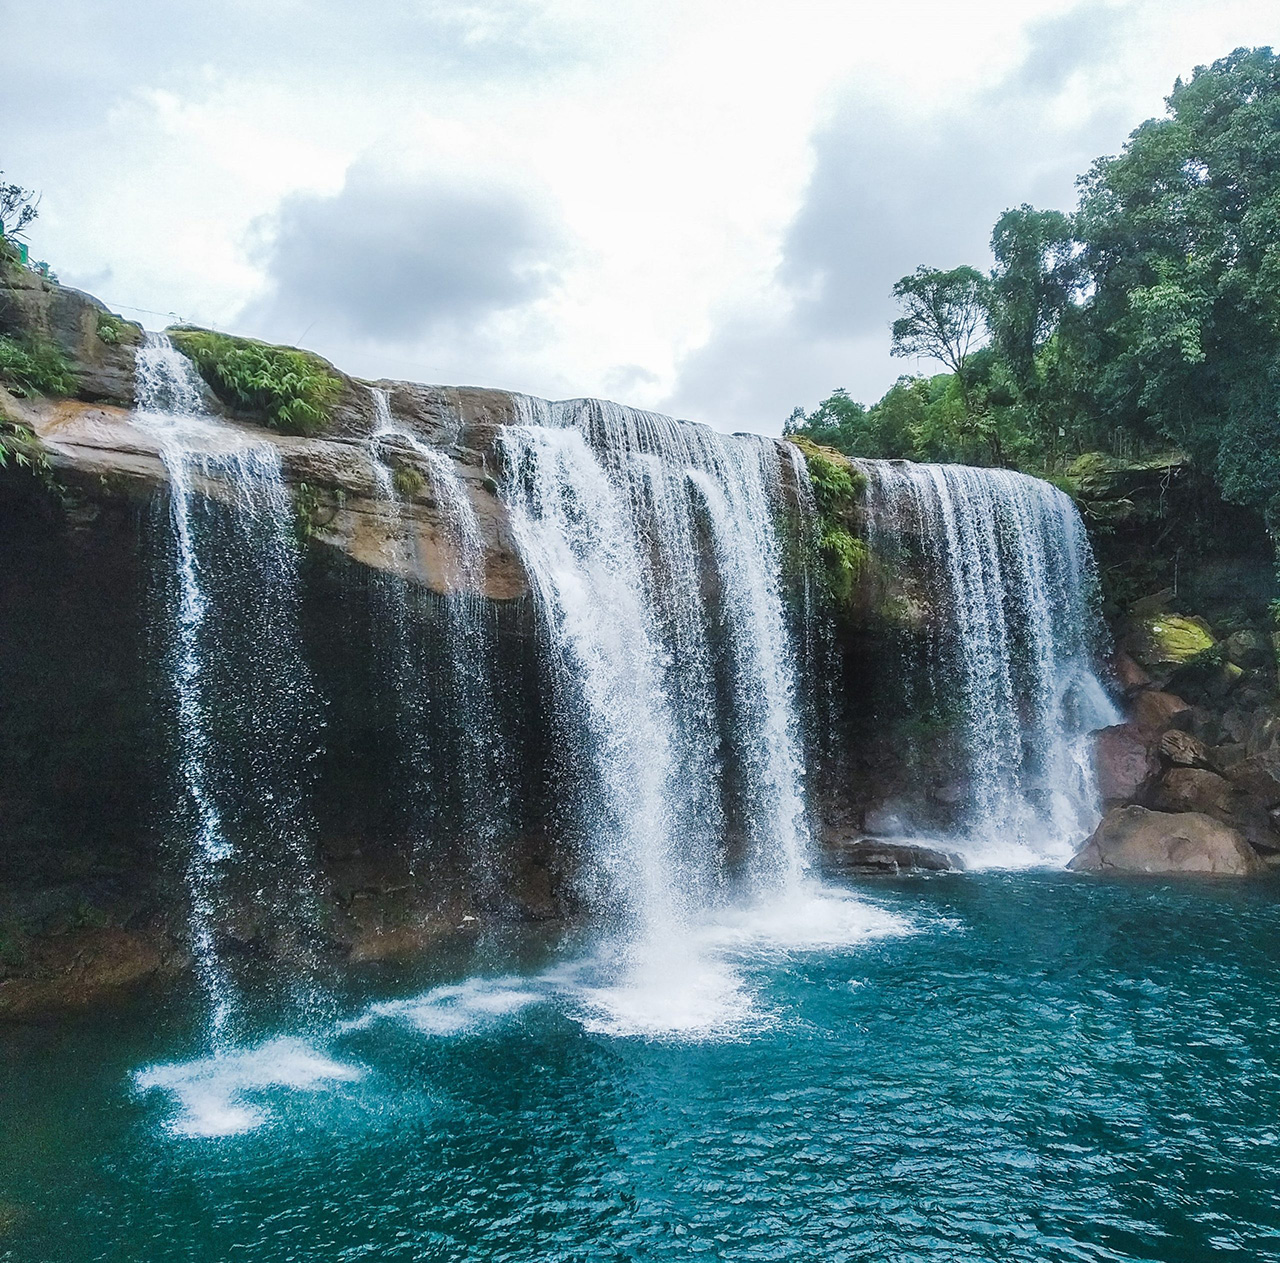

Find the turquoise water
[[4, 872, 1280, 1261]]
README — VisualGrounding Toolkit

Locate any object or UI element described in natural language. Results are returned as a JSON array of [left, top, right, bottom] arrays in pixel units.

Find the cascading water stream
[[365, 387, 511, 897], [859, 459, 1120, 865], [134, 334, 325, 1042], [499, 397, 815, 1015]]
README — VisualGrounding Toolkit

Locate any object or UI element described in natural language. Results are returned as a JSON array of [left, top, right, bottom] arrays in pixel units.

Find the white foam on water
[[133, 1038, 364, 1138], [558, 881, 914, 1041], [343, 976, 544, 1037], [703, 880, 914, 954]]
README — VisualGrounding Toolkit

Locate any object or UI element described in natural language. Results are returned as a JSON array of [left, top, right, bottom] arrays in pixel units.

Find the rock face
[[0, 267, 142, 402], [1094, 724, 1160, 806], [1070, 806, 1261, 876], [825, 838, 963, 876], [0, 267, 531, 601]]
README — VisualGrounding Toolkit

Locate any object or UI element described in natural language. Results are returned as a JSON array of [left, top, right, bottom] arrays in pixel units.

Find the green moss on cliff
[[789, 436, 870, 610], [169, 327, 343, 435], [392, 464, 426, 499]]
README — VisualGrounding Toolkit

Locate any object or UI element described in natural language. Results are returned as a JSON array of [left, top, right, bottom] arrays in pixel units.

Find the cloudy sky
[[5, 0, 1277, 432]]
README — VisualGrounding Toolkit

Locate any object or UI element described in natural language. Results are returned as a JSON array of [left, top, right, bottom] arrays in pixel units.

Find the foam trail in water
[[133, 1039, 363, 1138], [859, 460, 1120, 866]]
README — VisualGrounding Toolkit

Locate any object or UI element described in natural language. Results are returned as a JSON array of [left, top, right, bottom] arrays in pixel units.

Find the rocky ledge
[[0, 264, 534, 599]]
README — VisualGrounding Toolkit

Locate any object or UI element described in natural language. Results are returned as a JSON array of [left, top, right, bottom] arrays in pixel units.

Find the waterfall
[[859, 460, 1120, 865], [365, 387, 512, 899], [499, 397, 813, 952], [134, 335, 324, 1041]]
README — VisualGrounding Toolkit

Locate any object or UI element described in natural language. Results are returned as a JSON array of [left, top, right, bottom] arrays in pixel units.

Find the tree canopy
[[787, 46, 1280, 543]]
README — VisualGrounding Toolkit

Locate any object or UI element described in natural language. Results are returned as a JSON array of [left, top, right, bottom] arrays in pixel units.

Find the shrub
[[789, 436, 871, 609], [294, 481, 345, 539], [0, 333, 75, 397], [96, 313, 125, 345], [820, 524, 869, 606], [392, 464, 426, 498], [169, 327, 343, 435]]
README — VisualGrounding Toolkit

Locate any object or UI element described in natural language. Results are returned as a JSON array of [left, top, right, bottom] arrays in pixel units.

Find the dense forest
[[786, 47, 1280, 550]]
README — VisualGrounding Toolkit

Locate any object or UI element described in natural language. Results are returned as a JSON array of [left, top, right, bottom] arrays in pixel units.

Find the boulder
[[1131, 690, 1193, 734], [826, 838, 963, 876], [1094, 724, 1159, 805], [1210, 742, 1248, 771], [1127, 615, 1215, 685], [1228, 751, 1280, 808], [1225, 628, 1272, 671], [1113, 650, 1152, 695], [1146, 767, 1280, 855], [1069, 806, 1260, 876], [1147, 767, 1233, 814], [1158, 728, 1214, 769]]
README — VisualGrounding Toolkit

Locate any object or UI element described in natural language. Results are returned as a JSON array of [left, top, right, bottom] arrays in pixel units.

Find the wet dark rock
[[1131, 689, 1193, 734], [826, 838, 963, 876], [1158, 728, 1214, 769], [1113, 650, 1152, 695]]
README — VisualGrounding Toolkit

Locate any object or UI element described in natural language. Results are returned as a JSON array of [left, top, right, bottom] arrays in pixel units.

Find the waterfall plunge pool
[[3, 871, 1280, 1261]]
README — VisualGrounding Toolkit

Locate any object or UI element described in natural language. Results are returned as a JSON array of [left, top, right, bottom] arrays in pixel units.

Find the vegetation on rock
[[391, 464, 426, 499], [789, 435, 869, 608], [169, 327, 343, 435], [0, 333, 74, 398]]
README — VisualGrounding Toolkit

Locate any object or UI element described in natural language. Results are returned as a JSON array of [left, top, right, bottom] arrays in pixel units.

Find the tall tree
[[890, 266, 989, 389], [1074, 46, 1280, 531], [988, 205, 1081, 396], [0, 174, 39, 242]]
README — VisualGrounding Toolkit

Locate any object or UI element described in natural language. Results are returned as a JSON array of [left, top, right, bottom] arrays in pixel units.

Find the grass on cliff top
[[0, 333, 75, 398], [788, 435, 870, 609], [169, 327, 343, 435]]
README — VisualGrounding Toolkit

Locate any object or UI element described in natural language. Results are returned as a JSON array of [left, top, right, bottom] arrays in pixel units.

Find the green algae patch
[[169, 327, 343, 435], [1134, 614, 1216, 670]]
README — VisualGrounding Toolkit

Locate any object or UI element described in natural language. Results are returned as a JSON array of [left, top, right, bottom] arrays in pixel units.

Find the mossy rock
[[787, 436, 870, 612], [1132, 614, 1216, 671], [1066, 449, 1188, 501], [169, 326, 343, 435]]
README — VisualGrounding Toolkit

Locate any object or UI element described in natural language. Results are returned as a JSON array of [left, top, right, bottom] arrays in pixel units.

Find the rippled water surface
[[4, 873, 1280, 1261]]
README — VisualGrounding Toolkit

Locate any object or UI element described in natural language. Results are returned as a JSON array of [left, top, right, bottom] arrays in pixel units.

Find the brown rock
[[826, 839, 963, 875], [1228, 751, 1280, 808], [1148, 767, 1280, 855], [1148, 767, 1232, 814], [1158, 728, 1213, 769], [1069, 806, 1260, 876], [1131, 690, 1192, 734], [1094, 724, 1159, 805], [0, 927, 175, 1017], [1113, 651, 1152, 695]]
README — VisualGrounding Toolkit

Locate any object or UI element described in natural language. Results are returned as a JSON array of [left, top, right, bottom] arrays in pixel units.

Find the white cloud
[[7, 0, 1280, 428]]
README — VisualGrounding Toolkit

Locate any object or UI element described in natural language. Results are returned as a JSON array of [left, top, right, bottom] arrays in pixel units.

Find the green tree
[[1074, 46, 1280, 529], [0, 174, 39, 242], [890, 265, 989, 397], [988, 205, 1081, 396]]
